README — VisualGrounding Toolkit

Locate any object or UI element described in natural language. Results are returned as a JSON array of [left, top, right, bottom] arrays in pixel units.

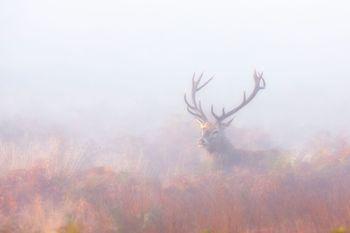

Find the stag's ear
[[218, 117, 234, 128]]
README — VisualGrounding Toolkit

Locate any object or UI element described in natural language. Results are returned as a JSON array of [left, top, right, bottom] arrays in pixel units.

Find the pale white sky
[[0, 0, 349, 144]]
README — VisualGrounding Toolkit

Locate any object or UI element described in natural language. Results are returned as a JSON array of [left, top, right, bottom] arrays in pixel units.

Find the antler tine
[[210, 105, 220, 120], [211, 71, 266, 125], [198, 101, 204, 114], [196, 72, 204, 85], [186, 106, 205, 120], [184, 73, 214, 122], [197, 76, 214, 91], [254, 70, 266, 89], [184, 94, 195, 109]]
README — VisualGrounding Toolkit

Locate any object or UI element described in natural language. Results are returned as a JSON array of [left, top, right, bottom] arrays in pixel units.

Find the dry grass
[[0, 120, 350, 233]]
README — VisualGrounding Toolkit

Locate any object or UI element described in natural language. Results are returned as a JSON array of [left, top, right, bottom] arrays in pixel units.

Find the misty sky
[[1, 0, 349, 144]]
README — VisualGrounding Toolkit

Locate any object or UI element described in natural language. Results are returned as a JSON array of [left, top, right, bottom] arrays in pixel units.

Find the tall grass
[[0, 120, 349, 232]]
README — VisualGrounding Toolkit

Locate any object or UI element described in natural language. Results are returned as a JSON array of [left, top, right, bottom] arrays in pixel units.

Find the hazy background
[[1, 0, 349, 146]]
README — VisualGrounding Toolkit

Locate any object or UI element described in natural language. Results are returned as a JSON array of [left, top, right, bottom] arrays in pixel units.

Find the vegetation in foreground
[[0, 121, 350, 233]]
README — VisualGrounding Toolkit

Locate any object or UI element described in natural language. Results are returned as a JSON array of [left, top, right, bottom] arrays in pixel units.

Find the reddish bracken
[[1, 151, 350, 233]]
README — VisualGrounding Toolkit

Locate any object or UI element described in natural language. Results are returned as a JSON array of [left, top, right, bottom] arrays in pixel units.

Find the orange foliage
[[1, 159, 350, 233], [1, 128, 350, 233]]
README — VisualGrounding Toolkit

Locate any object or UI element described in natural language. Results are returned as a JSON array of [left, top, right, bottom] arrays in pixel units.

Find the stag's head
[[184, 71, 266, 153]]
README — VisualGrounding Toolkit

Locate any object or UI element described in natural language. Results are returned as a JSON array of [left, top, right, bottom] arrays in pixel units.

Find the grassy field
[[0, 121, 349, 233]]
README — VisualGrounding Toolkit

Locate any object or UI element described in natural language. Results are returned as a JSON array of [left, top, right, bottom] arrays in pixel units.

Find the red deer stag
[[184, 71, 278, 171]]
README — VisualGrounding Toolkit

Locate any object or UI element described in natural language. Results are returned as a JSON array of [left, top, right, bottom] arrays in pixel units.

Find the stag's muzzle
[[198, 138, 208, 147]]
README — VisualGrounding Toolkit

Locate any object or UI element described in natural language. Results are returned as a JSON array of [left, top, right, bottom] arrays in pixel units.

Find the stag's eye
[[211, 130, 219, 137]]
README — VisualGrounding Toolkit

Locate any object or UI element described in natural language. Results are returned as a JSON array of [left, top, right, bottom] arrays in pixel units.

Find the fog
[[1, 0, 350, 146], [2, 2, 350, 231]]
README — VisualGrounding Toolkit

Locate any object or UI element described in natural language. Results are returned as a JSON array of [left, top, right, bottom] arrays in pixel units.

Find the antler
[[211, 70, 266, 126], [184, 73, 214, 123]]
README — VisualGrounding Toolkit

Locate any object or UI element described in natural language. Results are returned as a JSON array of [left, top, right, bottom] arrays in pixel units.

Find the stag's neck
[[208, 137, 243, 170]]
